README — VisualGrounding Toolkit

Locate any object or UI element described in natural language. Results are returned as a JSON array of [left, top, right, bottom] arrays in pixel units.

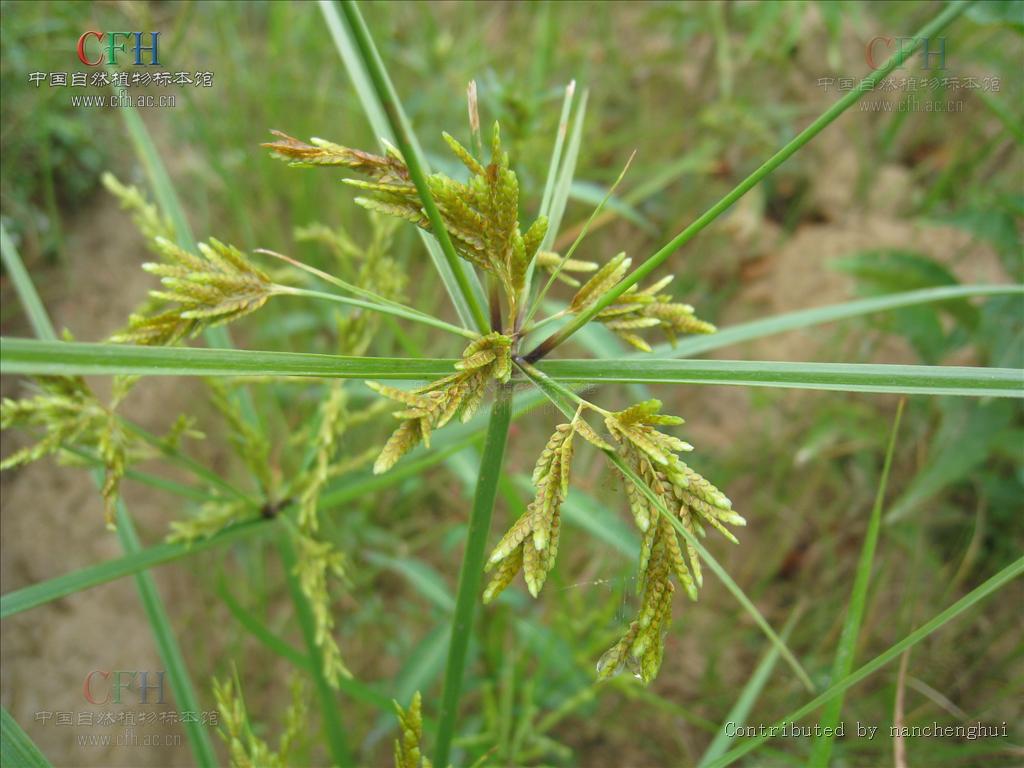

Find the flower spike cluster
[[481, 396, 743, 684], [484, 409, 613, 603], [484, 423, 574, 601], [212, 671, 307, 768], [393, 692, 433, 768], [292, 532, 351, 686], [568, 253, 716, 352], [0, 375, 133, 528], [259, 97, 735, 688], [265, 125, 547, 314], [112, 236, 274, 346], [368, 333, 512, 474], [598, 399, 745, 682]]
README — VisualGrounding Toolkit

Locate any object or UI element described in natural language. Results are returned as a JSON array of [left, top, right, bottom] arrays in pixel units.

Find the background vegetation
[[1, 1, 1021, 767]]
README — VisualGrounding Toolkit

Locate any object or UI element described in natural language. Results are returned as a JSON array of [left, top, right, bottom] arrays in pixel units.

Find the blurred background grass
[[1, 1, 1022, 766]]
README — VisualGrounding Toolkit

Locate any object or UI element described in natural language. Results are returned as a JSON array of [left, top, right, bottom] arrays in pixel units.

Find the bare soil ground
[[2, 197, 207, 767]]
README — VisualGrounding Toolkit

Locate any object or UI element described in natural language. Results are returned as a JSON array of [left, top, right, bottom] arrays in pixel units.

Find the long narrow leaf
[[0, 224, 56, 341], [0, 338, 456, 379], [1, 707, 52, 768], [528, 1, 973, 357], [810, 400, 904, 765], [113, 495, 218, 768], [697, 606, 803, 768], [6, 339, 1020, 398], [0, 520, 271, 619], [539, 358, 1024, 397], [703, 555, 1024, 768], [646, 285, 1024, 360]]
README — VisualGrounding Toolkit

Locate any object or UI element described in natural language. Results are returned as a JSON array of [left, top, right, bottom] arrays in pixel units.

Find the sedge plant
[[1, 1, 1023, 767]]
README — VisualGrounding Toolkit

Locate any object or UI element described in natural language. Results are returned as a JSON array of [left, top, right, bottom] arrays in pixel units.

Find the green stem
[[258, 247, 461, 328], [434, 384, 513, 766], [338, 0, 490, 334], [526, 0, 972, 360], [275, 286, 478, 339]]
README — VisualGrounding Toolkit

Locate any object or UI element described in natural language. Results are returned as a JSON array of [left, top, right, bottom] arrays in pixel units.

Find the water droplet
[[597, 648, 645, 681], [595, 648, 621, 677], [625, 654, 643, 681]]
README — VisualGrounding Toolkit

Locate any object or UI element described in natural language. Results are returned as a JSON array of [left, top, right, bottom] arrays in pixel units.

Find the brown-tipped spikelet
[[534, 250, 599, 287], [596, 273, 716, 351], [111, 237, 274, 346], [369, 333, 512, 474], [484, 422, 575, 601], [266, 123, 546, 316], [596, 399, 743, 683], [263, 130, 411, 178]]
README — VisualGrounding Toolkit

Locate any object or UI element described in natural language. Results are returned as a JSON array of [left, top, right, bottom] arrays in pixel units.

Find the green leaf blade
[[703, 555, 1024, 768], [1, 707, 53, 768], [5, 339, 1020, 398], [809, 401, 904, 766], [540, 358, 1024, 397]]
